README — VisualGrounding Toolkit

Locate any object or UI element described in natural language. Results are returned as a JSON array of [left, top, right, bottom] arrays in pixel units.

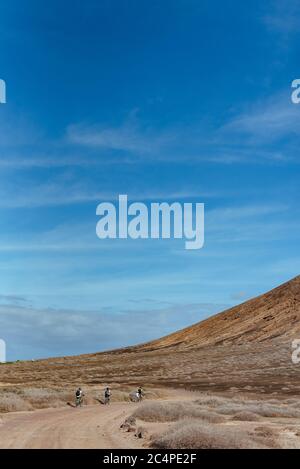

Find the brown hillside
[[1, 276, 300, 394], [136, 275, 300, 351]]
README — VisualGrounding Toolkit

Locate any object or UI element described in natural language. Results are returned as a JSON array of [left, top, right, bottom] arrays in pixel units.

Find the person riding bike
[[104, 387, 111, 405], [137, 387, 144, 402], [75, 387, 84, 407]]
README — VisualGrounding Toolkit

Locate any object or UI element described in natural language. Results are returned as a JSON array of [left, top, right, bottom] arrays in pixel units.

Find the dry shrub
[[216, 403, 245, 415], [194, 410, 225, 424], [151, 420, 266, 449], [135, 426, 147, 439], [110, 390, 132, 402], [144, 389, 164, 399], [232, 411, 260, 422], [195, 396, 229, 408], [0, 387, 75, 412], [286, 400, 300, 408], [0, 393, 33, 413], [0, 385, 145, 413], [120, 416, 137, 432], [268, 399, 281, 405], [20, 388, 73, 409], [133, 401, 225, 423], [249, 404, 300, 419], [125, 416, 137, 426], [217, 402, 300, 419], [254, 426, 276, 438], [252, 426, 278, 448]]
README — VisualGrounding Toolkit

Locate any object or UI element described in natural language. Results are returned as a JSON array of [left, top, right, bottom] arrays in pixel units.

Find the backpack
[[76, 390, 81, 398]]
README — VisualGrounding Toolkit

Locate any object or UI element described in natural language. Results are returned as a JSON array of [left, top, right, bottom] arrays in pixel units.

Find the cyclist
[[75, 387, 84, 407], [104, 387, 111, 405]]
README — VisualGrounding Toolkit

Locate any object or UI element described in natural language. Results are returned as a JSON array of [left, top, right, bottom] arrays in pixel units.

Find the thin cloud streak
[[0, 301, 228, 360], [263, 0, 300, 34]]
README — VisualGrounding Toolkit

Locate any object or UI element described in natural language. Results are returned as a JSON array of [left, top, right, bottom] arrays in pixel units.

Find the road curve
[[0, 402, 143, 449]]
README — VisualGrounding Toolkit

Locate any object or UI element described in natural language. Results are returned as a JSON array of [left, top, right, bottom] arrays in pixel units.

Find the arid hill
[[1, 276, 300, 395], [135, 275, 300, 351]]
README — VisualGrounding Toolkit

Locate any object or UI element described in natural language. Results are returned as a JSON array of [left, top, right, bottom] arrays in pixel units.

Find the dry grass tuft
[[252, 426, 278, 448], [135, 426, 147, 439], [132, 401, 225, 423], [195, 396, 229, 408], [0, 393, 33, 413], [151, 420, 267, 449], [200, 397, 300, 419], [232, 411, 260, 422], [254, 426, 276, 438], [20, 388, 74, 409], [0, 386, 150, 413]]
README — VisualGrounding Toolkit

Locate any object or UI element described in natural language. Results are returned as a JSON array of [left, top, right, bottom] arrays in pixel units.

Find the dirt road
[[0, 402, 143, 449], [1, 392, 300, 449]]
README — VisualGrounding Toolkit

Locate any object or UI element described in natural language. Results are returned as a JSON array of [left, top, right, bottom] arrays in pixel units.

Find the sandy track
[[0, 390, 194, 449], [0, 403, 143, 449]]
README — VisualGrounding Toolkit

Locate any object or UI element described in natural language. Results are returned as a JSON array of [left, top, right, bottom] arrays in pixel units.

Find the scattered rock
[[135, 426, 147, 439], [254, 426, 275, 438], [125, 416, 136, 426], [263, 315, 274, 321], [127, 425, 136, 433], [120, 416, 137, 433]]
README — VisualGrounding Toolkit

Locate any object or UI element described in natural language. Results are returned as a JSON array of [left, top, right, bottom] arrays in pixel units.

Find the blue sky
[[0, 0, 299, 360]]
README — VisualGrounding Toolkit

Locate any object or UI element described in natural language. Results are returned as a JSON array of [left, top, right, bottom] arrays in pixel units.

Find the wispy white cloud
[[65, 95, 300, 166], [263, 0, 300, 34], [206, 204, 300, 244], [1, 94, 298, 172], [0, 168, 218, 208], [67, 110, 174, 155], [207, 203, 289, 223], [0, 300, 228, 360], [0, 201, 295, 257], [221, 93, 300, 144], [0, 181, 112, 208]]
